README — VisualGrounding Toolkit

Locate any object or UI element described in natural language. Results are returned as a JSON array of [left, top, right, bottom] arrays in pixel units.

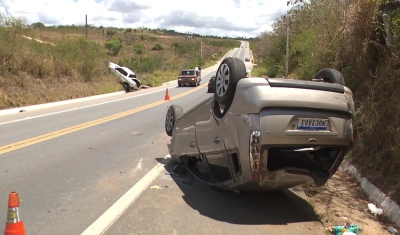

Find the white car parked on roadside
[[108, 62, 142, 92]]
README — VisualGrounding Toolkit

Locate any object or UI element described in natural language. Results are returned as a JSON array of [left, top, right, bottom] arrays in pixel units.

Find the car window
[[116, 68, 128, 76], [181, 70, 195, 75], [128, 74, 136, 78]]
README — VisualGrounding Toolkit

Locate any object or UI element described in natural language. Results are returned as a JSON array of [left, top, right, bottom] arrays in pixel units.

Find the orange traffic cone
[[164, 88, 170, 101], [4, 192, 26, 235]]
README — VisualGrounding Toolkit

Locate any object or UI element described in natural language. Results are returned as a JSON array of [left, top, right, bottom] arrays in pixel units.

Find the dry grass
[[0, 18, 239, 110], [338, 1, 400, 206], [252, 0, 400, 206]]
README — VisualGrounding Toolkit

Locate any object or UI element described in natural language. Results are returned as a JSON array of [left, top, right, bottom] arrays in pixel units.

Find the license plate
[[297, 118, 328, 131]]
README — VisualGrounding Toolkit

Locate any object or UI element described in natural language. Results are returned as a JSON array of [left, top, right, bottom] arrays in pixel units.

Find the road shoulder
[[303, 170, 395, 235], [103, 160, 325, 235]]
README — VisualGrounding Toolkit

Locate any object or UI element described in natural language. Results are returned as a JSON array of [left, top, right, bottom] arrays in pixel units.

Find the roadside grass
[[0, 16, 240, 110], [250, 64, 268, 77]]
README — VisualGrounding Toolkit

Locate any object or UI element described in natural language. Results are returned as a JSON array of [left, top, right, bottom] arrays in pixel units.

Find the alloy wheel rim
[[216, 64, 229, 97]]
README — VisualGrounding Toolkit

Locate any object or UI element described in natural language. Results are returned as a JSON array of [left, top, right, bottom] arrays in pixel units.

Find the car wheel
[[165, 105, 184, 137], [313, 68, 345, 86], [123, 83, 130, 92], [178, 83, 182, 87], [214, 57, 247, 106]]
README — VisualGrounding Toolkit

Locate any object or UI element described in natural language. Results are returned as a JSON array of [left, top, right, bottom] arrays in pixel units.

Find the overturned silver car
[[165, 57, 355, 191], [108, 62, 141, 92]]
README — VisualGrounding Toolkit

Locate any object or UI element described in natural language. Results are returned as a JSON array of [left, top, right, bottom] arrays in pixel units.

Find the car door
[[195, 115, 239, 184], [195, 115, 225, 154]]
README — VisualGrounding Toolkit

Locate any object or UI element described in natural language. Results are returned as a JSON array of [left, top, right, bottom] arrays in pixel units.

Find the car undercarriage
[[165, 57, 355, 192]]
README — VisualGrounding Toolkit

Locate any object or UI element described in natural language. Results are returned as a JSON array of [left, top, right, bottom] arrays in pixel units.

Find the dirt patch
[[153, 35, 175, 39], [303, 170, 398, 235], [21, 35, 55, 45]]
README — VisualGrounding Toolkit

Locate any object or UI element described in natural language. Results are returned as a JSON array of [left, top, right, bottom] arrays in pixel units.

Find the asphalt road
[[0, 42, 324, 235]]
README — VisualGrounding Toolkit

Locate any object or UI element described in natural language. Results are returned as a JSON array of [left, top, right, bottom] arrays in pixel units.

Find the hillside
[[0, 16, 240, 110], [250, 0, 400, 206]]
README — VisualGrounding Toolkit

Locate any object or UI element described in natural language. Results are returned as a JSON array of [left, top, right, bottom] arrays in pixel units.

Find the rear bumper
[[215, 109, 352, 191]]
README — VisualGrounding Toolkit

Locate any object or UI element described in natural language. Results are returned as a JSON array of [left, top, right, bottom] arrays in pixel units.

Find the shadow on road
[[155, 158, 320, 226]]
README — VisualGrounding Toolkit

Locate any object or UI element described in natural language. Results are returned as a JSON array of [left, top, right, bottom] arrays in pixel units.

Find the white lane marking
[[81, 155, 171, 235], [0, 91, 125, 117], [0, 70, 217, 126], [0, 87, 174, 126]]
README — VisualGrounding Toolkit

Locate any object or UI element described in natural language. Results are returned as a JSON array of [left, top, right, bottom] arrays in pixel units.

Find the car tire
[[165, 105, 184, 137], [123, 83, 130, 93], [178, 83, 182, 87], [313, 68, 345, 86], [214, 57, 247, 106]]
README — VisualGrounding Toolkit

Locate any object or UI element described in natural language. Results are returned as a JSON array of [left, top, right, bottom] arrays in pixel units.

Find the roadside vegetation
[[0, 14, 240, 109], [251, 0, 400, 205]]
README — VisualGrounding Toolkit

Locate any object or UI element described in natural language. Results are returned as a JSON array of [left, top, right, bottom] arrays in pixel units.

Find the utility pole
[[85, 15, 88, 40], [285, 13, 289, 79]]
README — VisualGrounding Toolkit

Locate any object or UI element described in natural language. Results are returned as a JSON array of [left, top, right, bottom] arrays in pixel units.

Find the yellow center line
[[0, 83, 208, 155]]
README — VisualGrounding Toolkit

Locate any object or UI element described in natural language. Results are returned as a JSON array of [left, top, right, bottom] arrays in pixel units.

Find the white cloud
[[1, 0, 291, 37]]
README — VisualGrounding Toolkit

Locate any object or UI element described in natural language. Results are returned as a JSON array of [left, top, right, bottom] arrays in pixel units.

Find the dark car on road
[[178, 69, 201, 87], [207, 76, 215, 93]]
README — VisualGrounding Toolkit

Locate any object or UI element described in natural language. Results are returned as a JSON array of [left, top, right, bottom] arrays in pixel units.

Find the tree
[[31, 22, 45, 29], [104, 37, 123, 56], [378, 0, 400, 46], [171, 41, 182, 56], [106, 29, 116, 36]]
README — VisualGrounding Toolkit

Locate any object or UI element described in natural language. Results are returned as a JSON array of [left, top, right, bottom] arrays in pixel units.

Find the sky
[[0, 0, 290, 38]]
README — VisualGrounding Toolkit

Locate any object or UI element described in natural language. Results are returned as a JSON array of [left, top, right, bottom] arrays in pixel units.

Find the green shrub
[[152, 44, 164, 51], [133, 43, 144, 55], [106, 29, 116, 36], [104, 37, 123, 56]]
